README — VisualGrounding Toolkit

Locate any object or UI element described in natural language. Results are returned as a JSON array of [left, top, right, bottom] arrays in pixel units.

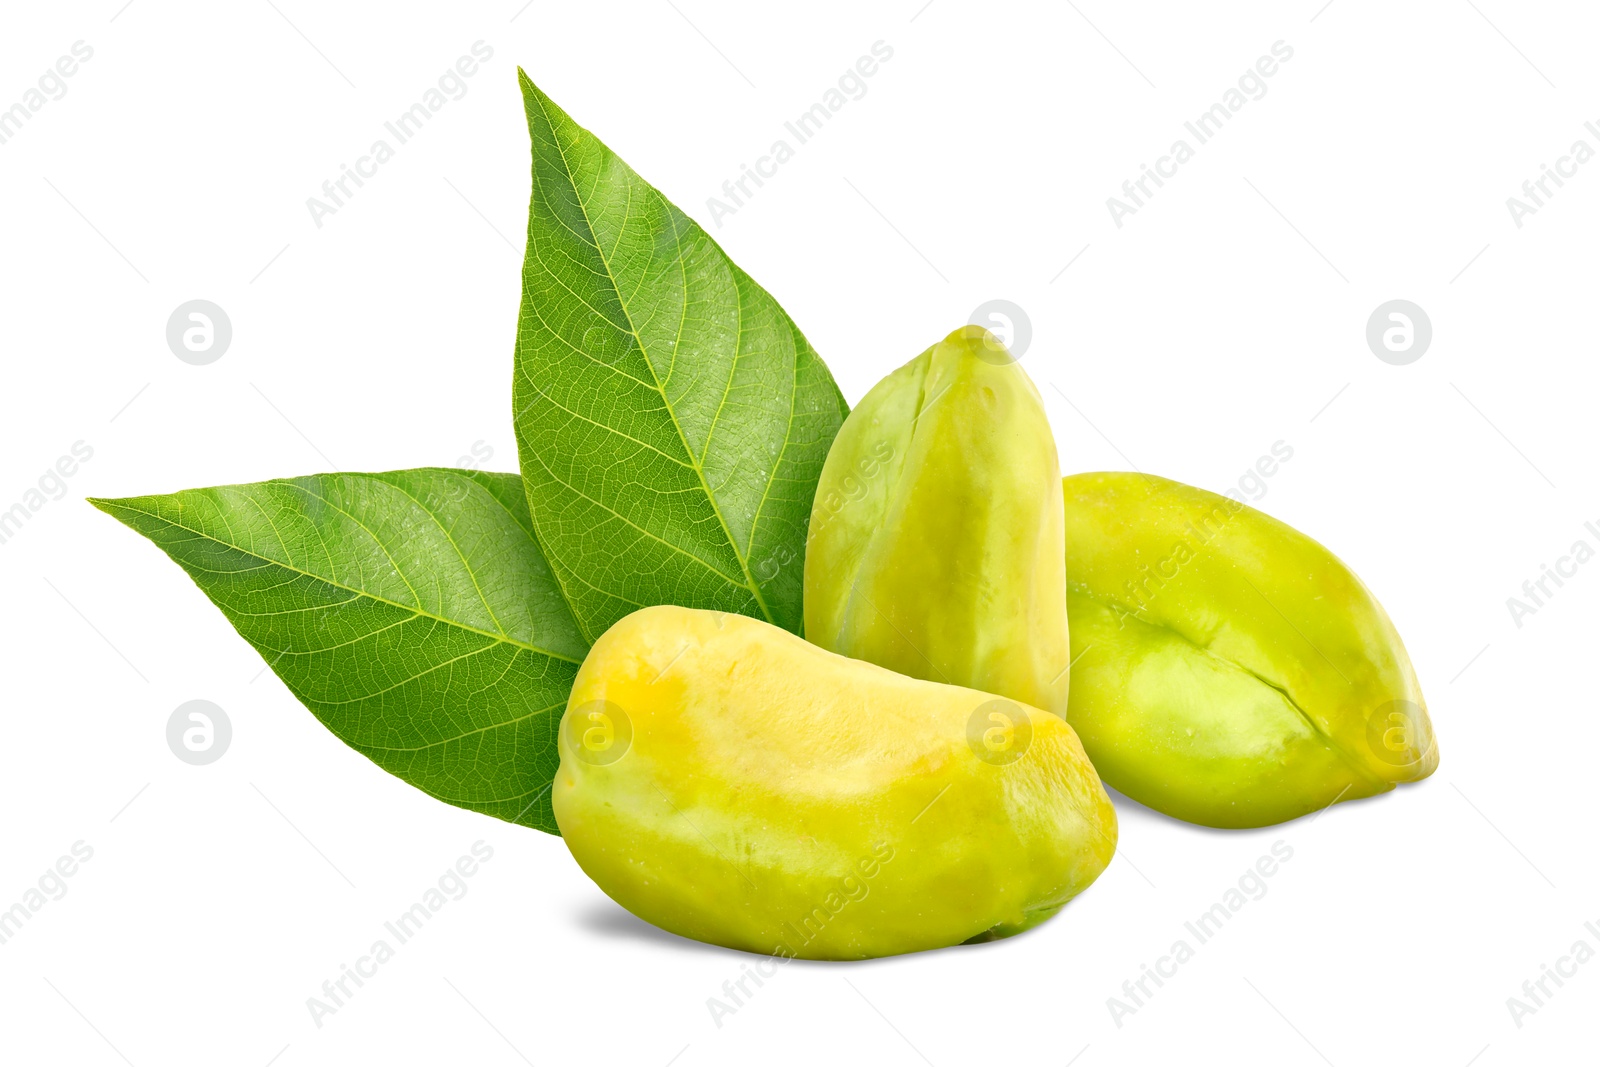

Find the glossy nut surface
[[803, 325, 1071, 716], [553, 605, 1116, 959], [1061, 472, 1438, 828]]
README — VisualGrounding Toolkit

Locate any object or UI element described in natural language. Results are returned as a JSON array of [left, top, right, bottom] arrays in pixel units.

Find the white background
[[1, 1, 1595, 1064]]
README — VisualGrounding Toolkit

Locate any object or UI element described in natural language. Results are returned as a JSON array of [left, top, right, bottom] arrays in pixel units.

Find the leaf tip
[[87, 494, 150, 528]]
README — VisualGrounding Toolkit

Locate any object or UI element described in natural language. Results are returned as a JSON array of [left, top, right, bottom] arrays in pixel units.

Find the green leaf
[[91, 468, 584, 834], [512, 70, 848, 643]]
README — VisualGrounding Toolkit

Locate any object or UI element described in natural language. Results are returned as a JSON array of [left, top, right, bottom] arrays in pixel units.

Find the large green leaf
[[513, 70, 848, 643], [91, 468, 584, 834]]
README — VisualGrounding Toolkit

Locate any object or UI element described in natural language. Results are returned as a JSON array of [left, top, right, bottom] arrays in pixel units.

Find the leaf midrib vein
[[531, 84, 779, 626], [97, 498, 583, 664], [513, 368, 693, 468], [513, 427, 749, 590]]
